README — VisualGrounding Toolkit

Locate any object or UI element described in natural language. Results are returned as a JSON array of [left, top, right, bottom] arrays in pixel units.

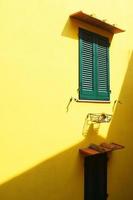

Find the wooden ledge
[[70, 11, 125, 34], [79, 143, 124, 156]]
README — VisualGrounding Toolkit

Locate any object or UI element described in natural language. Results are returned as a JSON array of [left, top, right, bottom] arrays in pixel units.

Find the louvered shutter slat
[[97, 38, 110, 100], [79, 29, 96, 100]]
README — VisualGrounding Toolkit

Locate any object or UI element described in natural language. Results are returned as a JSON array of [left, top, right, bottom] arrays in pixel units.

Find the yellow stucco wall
[[0, 0, 133, 199]]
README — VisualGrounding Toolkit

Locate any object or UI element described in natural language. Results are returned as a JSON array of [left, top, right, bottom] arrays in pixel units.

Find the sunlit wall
[[0, 0, 132, 200]]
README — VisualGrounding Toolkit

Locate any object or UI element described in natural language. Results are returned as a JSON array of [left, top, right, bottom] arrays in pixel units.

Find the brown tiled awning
[[70, 11, 125, 34], [79, 143, 124, 156]]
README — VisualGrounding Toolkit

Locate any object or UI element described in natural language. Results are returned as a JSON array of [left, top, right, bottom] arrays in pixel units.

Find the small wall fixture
[[87, 113, 112, 123]]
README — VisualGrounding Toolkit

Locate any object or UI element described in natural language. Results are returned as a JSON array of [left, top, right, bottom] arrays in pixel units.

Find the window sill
[[75, 99, 111, 103]]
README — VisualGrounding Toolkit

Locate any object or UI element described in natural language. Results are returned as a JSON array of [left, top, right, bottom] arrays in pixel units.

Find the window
[[79, 28, 110, 101]]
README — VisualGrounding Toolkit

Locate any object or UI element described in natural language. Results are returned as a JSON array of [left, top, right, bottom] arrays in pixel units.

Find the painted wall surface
[[0, 0, 132, 200]]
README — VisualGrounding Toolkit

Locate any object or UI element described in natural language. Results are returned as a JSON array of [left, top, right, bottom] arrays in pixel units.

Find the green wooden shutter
[[96, 36, 110, 100], [79, 29, 96, 100], [79, 28, 110, 101]]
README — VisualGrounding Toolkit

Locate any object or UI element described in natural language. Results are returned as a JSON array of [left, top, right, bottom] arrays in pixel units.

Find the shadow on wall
[[0, 132, 105, 200], [61, 18, 78, 40], [106, 52, 133, 200], [0, 53, 133, 200], [0, 17, 108, 200], [0, 17, 132, 200]]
